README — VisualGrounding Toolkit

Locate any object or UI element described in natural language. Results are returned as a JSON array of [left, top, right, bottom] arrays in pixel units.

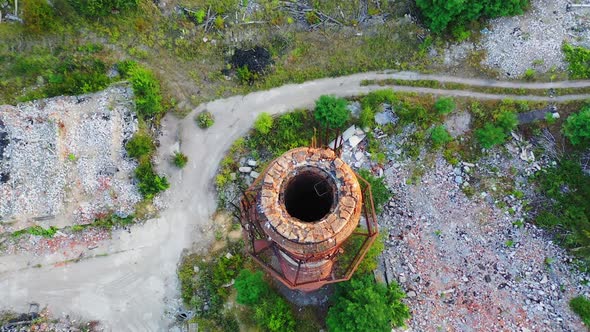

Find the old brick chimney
[[240, 147, 378, 291]]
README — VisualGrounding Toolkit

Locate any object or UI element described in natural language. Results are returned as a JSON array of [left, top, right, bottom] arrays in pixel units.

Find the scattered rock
[[239, 166, 252, 173]]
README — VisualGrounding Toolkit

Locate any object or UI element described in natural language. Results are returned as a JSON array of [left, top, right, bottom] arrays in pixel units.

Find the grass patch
[[361, 78, 590, 97]]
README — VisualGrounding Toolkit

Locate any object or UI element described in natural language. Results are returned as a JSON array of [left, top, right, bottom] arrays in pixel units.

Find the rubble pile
[[0, 86, 141, 232]]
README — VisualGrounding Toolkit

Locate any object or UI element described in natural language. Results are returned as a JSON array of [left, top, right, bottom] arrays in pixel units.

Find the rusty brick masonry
[[241, 147, 378, 291]]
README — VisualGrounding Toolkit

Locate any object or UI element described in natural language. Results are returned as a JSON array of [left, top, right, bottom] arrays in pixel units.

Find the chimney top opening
[[284, 170, 335, 222]]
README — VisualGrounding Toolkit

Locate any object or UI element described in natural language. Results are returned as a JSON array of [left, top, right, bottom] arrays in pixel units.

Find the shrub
[[326, 275, 410, 332], [415, 0, 528, 33], [496, 111, 519, 133], [254, 112, 273, 134], [254, 295, 296, 332], [476, 123, 507, 148], [523, 68, 535, 80], [452, 25, 471, 42], [563, 44, 590, 79], [570, 296, 590, 326], [359, 106, 375, 129], [397, 102, 432, 127], [434, 97, 455, 115], [235, 270, 268, 305], [236, 65, 256, 84], [129, 67, 163, 118], [545, 112, 557, 125], [172, 152, 188, 168], [338, 233, 385, 276], [563, 106, 590, 147], [234, 269, 296, 332], [430, 125, 453, 147], [314, 95, 350, 129], [197, 111, 215, 129], [135, 161, 169, 199], [126, 133, 154, 159], [361, 90, 397, 111], [357, 169, 392, 214], [45, 57, 110, 96], [23, 0, 55, 34], [535, 160, 590, 267]]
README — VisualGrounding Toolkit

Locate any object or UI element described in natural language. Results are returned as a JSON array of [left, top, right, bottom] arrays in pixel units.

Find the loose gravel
[[0, 85, 140, 232], [482, 0, 590, 77]]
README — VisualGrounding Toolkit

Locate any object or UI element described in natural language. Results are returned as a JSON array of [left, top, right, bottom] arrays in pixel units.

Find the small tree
[[314, 95, 350, 129], [434, 97, 455, 115], [476, 123, 507, 149], [235, 270, 268, 305], [563, 106, 590, 146], [326, 275, 410, 332], [430, 125, 453, 147], [254, 112, 273, 134], [126, 133, 154, 159]]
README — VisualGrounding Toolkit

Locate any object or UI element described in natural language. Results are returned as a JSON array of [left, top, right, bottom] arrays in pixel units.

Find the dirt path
[[1, 72, 590, 331]]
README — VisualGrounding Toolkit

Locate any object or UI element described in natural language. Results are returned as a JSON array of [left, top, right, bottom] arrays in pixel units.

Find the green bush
[[523, 68, 535, 80], [563, 105, 590, 147], [173, 152, 188, 168], [359, 106, 376, 129], [563, 44, 590, 79], [254, 112, 273, 134], [496, 111, 519, 132], [451, 24, 471, 42], [361, 90, 397, 111], [70, 0, 139, 17], [129, 67, 163, 118], [256, 110, 314, 155], [233, 269, 296, 332], [236, 65, 257, 84], [197, 111, 215, 128], [45, 56, 110, 97], [415, 0, 528, 33], [430, 125, 453, 147], [314, 95, 350, 129], [235, 270, 268, 305], [23, 0, 55, 34], [397, 102, 435, 128], [254, 295, 296, 332], [326, 275, 410, 332], [535, 160, 590, 268], [357, 169, 392, 214], [434, 97, 455, 115], [135, 161, 169, 199], [338, 233, 385, 276], [570, 296, 590, 326], [475, 123, 507, 148], [126, 133, 154, 159]]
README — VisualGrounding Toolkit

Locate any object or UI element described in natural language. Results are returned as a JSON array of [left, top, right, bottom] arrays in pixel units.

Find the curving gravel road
[[1, 71, 590, 331]]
